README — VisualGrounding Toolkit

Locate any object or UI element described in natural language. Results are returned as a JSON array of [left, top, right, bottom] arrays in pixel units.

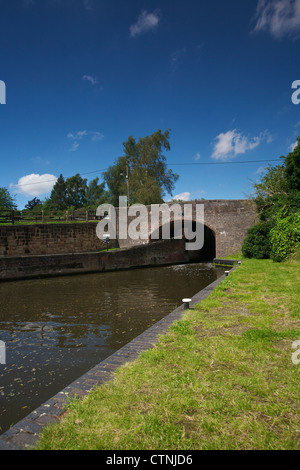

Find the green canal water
[[0, 263, 225, 433]]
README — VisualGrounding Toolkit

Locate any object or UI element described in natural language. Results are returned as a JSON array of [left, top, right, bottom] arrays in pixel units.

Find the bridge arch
[[115, 199, 258, 257], [148, 220, 216, 262]]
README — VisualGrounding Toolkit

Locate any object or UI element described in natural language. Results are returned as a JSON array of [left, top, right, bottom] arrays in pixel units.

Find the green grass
[[35, 250, 300, 450], [97, 247, 120, 252]]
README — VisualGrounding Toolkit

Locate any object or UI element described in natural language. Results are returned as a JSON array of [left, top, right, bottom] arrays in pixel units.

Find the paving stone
[[9, 431, 40, 448], [0, 438, 21, 450]]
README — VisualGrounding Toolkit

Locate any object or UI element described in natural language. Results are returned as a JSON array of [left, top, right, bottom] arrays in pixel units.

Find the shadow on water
[[0, 263, 225, 433]]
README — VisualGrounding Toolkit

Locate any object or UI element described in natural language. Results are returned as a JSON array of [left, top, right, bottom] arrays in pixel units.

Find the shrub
[[242, 222, 271, 259], [270, 212, 300, 262]]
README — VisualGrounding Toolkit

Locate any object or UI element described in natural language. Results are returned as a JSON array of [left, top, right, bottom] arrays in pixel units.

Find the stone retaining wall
[[0, 223, 112, 257], [0, 239, 199, 282]]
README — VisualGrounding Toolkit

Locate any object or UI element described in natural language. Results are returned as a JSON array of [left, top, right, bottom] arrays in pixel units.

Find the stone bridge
[[112, 199, 257, 260], [0, 199, 257, 280]]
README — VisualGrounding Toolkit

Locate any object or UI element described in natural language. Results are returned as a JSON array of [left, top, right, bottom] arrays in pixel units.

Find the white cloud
[[255, 166, 267, 174], [253, 0, 300, 38], [170, 48, 187, 68], [193, 189, 206, 198], [130, 10, 161, 37], [194, 152, 201, 161], [67, 130, 88, 140], [67, 130, 103, 151], [211, 129, 271, 161], [171, 192, 191, 202], [91, 131, 104, 142], [69, 141, 80, 152], [289, 140, 298, 151], [11, 174, 57, 197], [82, 74, 98, 86]]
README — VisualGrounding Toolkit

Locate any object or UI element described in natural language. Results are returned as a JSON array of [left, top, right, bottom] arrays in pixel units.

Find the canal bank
[[0, 260, 238, 450]]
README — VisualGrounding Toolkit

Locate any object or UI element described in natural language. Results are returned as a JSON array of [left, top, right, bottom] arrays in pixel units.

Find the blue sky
[[1, 0, 300, 209]]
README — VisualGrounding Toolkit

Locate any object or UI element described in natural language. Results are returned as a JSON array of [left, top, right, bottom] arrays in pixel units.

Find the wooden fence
[[0, 209, 101, 225]]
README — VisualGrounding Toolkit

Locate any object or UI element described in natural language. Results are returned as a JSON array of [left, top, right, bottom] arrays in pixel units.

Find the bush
[[242, 222, 271, 259], [270, 212, 300, 262]]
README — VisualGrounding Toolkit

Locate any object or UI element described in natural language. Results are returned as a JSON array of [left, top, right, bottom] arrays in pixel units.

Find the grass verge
[[35, 251, 300, 450]]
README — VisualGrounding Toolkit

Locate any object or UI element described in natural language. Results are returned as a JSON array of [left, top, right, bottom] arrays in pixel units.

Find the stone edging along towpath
[[0, 260, 239, 450]]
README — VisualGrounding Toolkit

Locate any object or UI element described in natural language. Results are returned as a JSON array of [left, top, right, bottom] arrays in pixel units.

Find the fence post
[[11, 210, 15, 225], [66, 210, 69, 223], [86, 210, 88, 222], [42, 210, 44, 224]]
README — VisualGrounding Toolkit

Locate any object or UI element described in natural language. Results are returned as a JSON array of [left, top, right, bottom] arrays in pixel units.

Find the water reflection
[[0, 263, 224, 433]]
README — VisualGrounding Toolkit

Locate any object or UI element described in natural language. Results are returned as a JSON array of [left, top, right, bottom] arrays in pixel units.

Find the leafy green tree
[[252, 138, 300, 222], [48, 174, 68, 210], [0, 187, 17, 209], [25, 197, 41, 211], [134, 177, 164, 206], [65, 174, 88, 209], [254, 164, 289, 221], [103, 129, 179, 206], [48, 173, 108, 210], [103, 156, 128, 207], [285, 137, 300, 191], [243, 137, 300, 261], [85, 177, 108, 207]]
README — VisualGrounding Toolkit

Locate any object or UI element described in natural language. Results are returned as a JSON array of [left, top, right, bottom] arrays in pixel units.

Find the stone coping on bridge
[[0, 260, 240, 450]]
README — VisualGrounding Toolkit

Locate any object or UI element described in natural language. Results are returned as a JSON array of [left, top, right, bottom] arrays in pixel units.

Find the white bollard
[[182, 298, 192, 310]]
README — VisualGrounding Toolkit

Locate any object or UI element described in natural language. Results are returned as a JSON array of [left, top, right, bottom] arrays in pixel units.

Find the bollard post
[[225, 271, 229, 277], [0, 341, 6, 364], [182, 298, 192, 310]]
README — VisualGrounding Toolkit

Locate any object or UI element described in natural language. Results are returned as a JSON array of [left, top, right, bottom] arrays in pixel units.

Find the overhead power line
[[168, 159, 281, 166], [7, 159, 281, 190]]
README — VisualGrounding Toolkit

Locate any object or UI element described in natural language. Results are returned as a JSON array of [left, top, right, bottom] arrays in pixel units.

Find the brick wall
[[0, 223, 116, 256], [0, 239, 194, 281]]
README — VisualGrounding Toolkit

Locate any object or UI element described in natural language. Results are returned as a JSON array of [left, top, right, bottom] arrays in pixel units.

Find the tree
[[25, 197, 41, 211], [48, 174, 68, 210], [134, 177, 164, 206], [65, 174, 88, 208], [102, 156, 128, 207], [254, 163, 289, 221], [47, 173, 108, 210], [103, 129, 179, 206], [0, 187, 17, 210], [284, 137, 300, 191], [242, 137, 300, 261], [85, 177, 108, 207], [253, 139, 300, 222]]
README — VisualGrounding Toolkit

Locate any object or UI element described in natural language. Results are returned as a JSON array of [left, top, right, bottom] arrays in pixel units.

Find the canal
[[0, 262, 225, 433]]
